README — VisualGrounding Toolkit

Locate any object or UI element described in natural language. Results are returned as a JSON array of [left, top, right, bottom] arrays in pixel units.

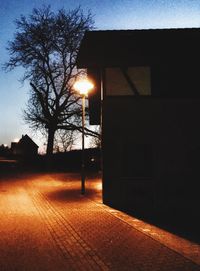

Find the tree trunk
[[46, 128, 56, 155], [46, 127, 56, 170]]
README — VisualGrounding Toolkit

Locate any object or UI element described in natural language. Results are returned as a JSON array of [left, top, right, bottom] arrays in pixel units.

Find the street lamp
[[74, 79, 94, 194]]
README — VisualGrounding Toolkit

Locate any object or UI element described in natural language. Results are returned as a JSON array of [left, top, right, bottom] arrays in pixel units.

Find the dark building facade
[[77, 29, 200, 218], [11, 134, 38, 157]]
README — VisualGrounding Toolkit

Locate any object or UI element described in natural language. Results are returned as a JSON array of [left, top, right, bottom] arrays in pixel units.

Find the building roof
[[76, 28, 200, 68], [18, 134, 39, 148]]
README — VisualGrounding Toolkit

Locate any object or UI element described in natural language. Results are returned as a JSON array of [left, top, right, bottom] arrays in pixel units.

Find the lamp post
[[74, 79, 94, 194]]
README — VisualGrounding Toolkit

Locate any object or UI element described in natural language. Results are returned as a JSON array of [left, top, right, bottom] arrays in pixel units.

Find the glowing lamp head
[[74, 79, 94, 95]]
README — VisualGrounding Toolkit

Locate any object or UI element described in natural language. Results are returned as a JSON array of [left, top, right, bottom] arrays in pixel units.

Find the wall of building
[[102, 97, 200, 217]]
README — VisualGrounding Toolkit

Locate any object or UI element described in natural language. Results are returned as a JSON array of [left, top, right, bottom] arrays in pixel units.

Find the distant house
[[76, 28, 200, 218], [11, 134, 38, 157]]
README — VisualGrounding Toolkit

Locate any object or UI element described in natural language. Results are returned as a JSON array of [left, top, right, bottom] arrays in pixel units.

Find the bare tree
[[54, 130, 76, 152], [5, 6, 98, 155], [89, 126, 101, 148]]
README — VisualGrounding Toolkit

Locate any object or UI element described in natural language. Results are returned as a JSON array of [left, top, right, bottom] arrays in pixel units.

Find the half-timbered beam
[[121, 68, 139, 96]]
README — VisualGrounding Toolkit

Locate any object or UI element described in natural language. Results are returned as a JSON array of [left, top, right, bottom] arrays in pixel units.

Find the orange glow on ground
[[0, 172, 199, 268]]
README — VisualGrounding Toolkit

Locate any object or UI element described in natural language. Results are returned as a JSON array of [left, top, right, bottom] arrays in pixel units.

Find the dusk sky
[[0, 0, 200, 152]]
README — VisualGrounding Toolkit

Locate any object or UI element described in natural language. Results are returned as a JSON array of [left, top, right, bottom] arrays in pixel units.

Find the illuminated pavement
[[0, 172, 199, 271]]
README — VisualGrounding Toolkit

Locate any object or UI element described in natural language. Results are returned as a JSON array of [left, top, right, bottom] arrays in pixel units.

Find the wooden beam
[[121, 68, 139, 96]]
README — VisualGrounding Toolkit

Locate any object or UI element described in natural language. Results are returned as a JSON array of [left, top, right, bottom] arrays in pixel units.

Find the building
[[11, 134, 38, 157], [76, 28, 200, 218]]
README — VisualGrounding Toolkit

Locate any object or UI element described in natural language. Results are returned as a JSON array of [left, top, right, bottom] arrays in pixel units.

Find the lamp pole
[[73, 79, 94, 195], [81, 93, 86, 194]]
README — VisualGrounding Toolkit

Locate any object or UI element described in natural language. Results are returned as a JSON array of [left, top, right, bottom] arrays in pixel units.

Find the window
[[106, 67, 151, 96]]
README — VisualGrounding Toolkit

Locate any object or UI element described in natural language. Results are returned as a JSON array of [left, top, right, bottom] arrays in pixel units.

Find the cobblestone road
[[0, 172, 199, 270]]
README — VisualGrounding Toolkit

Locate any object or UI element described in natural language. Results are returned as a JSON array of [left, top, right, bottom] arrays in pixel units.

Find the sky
[[0, 0, 200, 152]]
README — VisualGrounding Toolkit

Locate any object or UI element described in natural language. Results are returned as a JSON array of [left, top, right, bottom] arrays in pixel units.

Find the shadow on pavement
[[46, 187, 99, 203], [122, 208, 200, 245]]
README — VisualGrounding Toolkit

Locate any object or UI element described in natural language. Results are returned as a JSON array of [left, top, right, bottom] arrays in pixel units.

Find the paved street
[[0, 172, 200, 271]]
